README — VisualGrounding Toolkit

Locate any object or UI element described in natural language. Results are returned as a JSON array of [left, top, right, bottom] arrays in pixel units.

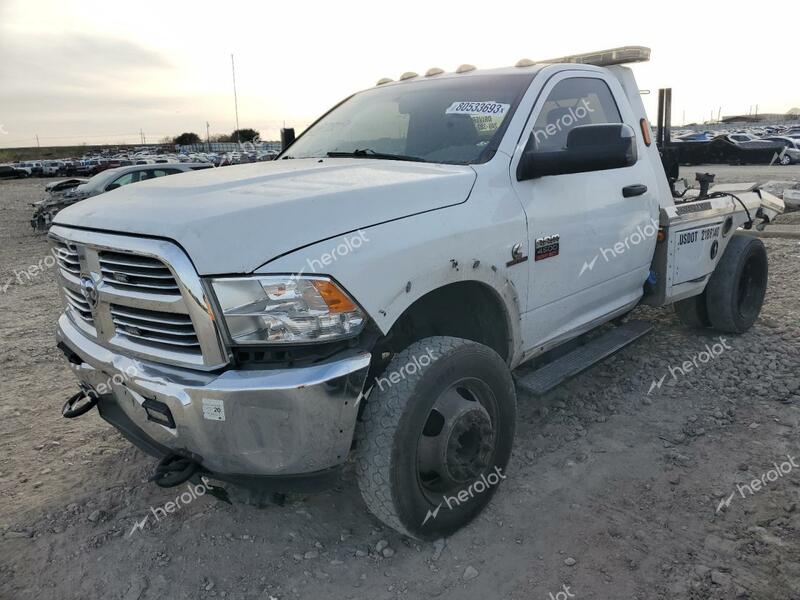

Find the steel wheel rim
[[415, 377, 498, 502]]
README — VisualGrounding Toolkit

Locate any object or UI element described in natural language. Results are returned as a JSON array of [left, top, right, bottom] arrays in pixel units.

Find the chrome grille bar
[[110, 304, 201, 351], [98, 250, 181, 294], [51, 239, 81, 277], [48, 226, 228, 370], [63, 287, 94, 324]]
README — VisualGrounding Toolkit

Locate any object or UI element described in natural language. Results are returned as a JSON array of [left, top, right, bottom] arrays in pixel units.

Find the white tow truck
[[51, 47, 783, 539]]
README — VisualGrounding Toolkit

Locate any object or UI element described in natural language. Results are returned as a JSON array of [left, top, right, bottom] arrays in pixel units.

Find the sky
[[1, 0, 798, 148]]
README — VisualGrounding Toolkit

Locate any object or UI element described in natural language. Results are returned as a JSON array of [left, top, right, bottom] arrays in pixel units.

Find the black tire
[[674, 292, 711, 328], [705, 234, 768, 333], [355, 337, 516, 540]]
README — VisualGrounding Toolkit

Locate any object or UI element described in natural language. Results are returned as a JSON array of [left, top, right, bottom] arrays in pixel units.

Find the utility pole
[[206, 121, 211, 152], [717, 107, 721, 123], [35, 134, 40, 148], [231, 54, 240, 142]]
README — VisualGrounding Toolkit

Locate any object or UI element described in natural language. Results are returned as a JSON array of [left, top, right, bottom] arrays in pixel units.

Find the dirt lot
[[1, 172, 799, 600]]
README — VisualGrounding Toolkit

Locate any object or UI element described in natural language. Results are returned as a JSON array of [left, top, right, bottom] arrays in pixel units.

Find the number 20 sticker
[[202, 398, 225, 421]]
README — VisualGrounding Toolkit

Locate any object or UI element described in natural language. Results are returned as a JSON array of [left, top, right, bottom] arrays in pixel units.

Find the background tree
[[173, 132, 202, 145], [230, 128, 260, 143]]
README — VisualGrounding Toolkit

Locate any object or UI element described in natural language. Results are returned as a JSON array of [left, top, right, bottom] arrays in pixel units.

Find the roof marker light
[[399, 71, 419, 81], [515, 58, 536, 67], [376, 77, 394, 86], [455, 64, 476, 74], [425, 67, 444, 77]]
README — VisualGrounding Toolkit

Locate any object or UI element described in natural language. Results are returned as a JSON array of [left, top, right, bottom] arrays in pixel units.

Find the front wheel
[[355, 337, 516, 540]]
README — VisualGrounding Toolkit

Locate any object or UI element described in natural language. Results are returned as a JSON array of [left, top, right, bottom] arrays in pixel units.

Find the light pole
[[231, 54, 240, 143]]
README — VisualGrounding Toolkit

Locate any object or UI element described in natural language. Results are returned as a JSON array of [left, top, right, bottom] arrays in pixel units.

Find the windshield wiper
[[326, 148, 427, 163]]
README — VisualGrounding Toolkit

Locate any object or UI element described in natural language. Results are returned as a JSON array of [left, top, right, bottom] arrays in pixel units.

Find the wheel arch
[[376, 279, 519, 365]]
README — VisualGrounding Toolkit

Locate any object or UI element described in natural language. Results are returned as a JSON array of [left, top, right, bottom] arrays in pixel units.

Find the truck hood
[[54, 158, 476, 274]]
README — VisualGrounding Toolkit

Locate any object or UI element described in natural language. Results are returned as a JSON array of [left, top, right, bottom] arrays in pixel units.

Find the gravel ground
[[1, 172, 799, 600]]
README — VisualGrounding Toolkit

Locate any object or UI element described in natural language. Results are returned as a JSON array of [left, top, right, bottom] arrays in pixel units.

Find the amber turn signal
[[311, 279, 358, 313]]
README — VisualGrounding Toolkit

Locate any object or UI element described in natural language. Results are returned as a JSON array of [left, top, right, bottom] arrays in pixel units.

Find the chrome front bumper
[[57, 313, 371, 478]]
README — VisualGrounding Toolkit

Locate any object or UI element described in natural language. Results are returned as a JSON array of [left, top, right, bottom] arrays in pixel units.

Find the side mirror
[[517, 123, 638, 180], [280, 127, 296, 151], [105, 183, 121, 192]]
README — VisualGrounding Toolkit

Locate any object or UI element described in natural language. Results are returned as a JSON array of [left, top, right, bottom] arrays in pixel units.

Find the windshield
[[283, 73, 534, 165]]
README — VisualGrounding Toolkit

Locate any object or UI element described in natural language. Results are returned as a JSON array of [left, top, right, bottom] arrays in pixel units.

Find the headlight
[[210, 275, 366, 345]]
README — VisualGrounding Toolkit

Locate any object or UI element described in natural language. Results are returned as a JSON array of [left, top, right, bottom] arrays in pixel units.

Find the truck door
[[511, 72, 659, 350]]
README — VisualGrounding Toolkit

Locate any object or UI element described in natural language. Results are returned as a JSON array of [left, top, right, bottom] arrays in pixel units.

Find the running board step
[[515, 320, 653, 396]]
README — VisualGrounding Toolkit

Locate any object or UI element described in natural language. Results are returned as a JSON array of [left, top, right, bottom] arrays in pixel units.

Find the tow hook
[[149, 454, 231, 503], [61, 386, 99, 418], [149, 454, 200, 488]]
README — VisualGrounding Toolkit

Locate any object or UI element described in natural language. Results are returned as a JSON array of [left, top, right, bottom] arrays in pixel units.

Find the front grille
[[49, 227, 227, 369], [52, 239, 80, 278], [110, 304, 201, 354], [98, 251, 181, 294], [63, 286, 94, 325]]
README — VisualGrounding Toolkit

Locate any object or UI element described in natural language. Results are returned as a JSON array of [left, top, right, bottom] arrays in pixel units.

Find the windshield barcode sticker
[[446, 101, 510, 116]]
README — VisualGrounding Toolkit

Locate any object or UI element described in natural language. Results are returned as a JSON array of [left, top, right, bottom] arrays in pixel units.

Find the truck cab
[[51, 47, 782, 540]]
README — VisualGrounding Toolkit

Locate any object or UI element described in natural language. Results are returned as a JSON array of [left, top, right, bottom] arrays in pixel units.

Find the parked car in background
[[728, 133, 761, 143], [12, 163, 33, 176], [762, 136, 800, 164], [31, 163, 213, 231], [42, 161, 66, 176], [674, 131, 715, 142], [20, 161, 44, 175], [0, 165, 30, 179]]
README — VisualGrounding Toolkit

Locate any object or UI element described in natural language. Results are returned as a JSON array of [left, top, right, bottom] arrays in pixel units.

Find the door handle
[[622, 184, 647, 198]]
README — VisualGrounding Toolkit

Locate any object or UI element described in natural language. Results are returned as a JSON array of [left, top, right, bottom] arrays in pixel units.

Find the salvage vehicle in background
[[31, 163, 212, 231], [762, 136, 800, 164], [0, 165, 30, 179], [676, 133, 787, 165], [50, 47, 783, 540], [44, 177, 87, 194], [42, 161, 67, 176], [674, 131, 714, 142], [19, 160, 44, 175]]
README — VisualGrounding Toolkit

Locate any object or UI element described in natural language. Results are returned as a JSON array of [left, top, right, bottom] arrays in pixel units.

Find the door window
[[531, 78, 622, 152], [107, 172, 139, 189]]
